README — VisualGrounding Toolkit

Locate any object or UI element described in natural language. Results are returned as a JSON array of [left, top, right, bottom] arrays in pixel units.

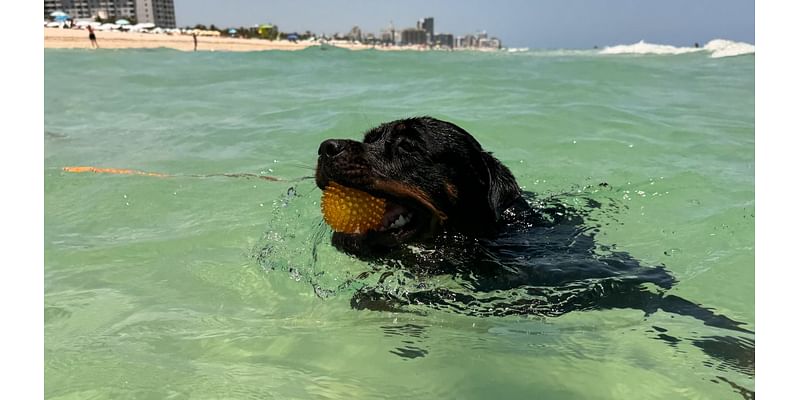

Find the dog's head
[[315, 117, 522, 254]]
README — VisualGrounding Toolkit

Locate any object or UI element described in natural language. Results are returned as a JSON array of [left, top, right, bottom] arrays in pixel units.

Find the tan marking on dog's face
[[445, 183, 459, 203], [371, 179, 448, 222]]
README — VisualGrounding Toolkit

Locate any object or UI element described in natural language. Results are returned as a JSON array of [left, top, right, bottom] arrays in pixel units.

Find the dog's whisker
[[282, 162, 316, 170]]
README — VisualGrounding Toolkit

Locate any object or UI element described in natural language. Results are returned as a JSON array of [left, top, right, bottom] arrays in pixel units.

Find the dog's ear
[[481, 152, 522, 220]]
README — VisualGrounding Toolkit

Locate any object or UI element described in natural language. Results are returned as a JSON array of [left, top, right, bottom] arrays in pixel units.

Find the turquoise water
[[45, 48, 754, 399]]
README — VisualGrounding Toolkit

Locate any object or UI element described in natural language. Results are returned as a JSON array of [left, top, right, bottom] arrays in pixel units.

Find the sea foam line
[[599, 39, 754, 58]]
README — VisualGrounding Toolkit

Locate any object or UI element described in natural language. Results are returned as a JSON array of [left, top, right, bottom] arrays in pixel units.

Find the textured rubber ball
[[321, 182, 386, 233]]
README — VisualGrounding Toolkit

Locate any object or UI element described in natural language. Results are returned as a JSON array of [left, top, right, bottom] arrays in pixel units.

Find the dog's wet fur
[[314, 117, 753, 388]]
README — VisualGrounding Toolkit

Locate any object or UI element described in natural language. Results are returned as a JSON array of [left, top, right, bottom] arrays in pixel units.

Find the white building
[[44, 0, 175, 27], [135, 0, 175, 28], [44, 1, 135, 20]]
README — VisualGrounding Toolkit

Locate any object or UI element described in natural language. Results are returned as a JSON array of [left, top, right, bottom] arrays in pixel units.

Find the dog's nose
[[318, 139, 346, 158]]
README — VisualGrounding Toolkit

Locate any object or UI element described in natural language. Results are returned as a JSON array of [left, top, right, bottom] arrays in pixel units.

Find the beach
[[44, 27, 416, 52]]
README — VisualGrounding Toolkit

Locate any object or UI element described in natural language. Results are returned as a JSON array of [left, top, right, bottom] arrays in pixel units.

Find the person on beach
[[193, 33, 198, 51], [88, 26, 99, 49]]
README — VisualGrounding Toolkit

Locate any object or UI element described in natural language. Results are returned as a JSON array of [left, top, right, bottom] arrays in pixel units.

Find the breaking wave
[[599, 39, 754, 58]]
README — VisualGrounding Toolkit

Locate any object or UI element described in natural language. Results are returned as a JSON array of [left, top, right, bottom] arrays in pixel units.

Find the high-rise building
[[135, 0, 175, 28], [434, 33, 454, 48], [417, 17, 434, 44], [401, 28, 427, 46], [44, 0, 63, 17], [44, 1, 136, 20], [44, 0, 175, 27]]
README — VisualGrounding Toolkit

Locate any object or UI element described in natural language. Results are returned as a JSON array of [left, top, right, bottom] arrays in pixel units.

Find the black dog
[[316, 116, 522, 253], [314, 117, 753, 375], [314, 116, 740, 320]]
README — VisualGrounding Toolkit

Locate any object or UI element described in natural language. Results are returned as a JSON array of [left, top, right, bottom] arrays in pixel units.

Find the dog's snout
[[319, 139, 347, 158]]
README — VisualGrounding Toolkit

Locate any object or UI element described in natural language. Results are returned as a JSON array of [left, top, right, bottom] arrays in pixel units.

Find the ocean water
[[45, 43, 754, 399]]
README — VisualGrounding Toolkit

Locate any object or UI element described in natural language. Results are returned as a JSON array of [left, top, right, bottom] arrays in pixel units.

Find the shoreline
[[43, 28, 451, 52]]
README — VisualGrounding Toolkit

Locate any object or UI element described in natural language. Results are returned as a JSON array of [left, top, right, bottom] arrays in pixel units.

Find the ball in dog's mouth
[[321, 182, 417, 235]]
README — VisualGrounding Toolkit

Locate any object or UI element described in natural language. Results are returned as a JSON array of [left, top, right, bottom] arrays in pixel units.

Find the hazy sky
[[173, 0, 754, 49]]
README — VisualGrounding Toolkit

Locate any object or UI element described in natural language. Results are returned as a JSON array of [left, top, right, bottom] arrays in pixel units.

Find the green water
[[45, 48, 754, 399]]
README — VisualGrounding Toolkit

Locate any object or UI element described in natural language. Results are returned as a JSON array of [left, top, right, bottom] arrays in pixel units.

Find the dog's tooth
[[387, 215, 410, 230], [396, 215, 408, 227]]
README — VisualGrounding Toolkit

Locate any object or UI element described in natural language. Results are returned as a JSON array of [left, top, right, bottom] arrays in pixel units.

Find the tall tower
[[420, 17, 434, 45], [135, 0, 175, 27], [44, 1, 136, 20]]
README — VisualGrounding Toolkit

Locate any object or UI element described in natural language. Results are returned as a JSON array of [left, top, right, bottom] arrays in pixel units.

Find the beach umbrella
[[115, 19, 130, 25], [228, 28, 237, 34], [50, 11, 68, 18], [135, 22, 155, 29]]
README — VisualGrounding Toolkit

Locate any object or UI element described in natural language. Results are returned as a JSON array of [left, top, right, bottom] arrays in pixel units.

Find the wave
[[599, 39, 754, 58], [704, 39, 755, 58]]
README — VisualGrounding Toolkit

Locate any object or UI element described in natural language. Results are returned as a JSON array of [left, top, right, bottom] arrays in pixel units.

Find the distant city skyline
[[173, 0, 754, 49]]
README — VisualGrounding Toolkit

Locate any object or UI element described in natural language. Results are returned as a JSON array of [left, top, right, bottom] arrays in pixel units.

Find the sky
[[173, 0, 754, 49]]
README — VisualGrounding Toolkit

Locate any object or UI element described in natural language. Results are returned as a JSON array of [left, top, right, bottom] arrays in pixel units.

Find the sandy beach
[[44, 28, 410, 52]]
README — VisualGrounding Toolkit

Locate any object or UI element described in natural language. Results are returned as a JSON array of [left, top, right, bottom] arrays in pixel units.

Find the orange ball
[[321, 182, 386, 234]]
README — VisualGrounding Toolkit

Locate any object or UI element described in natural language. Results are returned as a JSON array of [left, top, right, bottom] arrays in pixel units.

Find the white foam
[[599, 39, 754, 58], [704, 39, 755, 58], [600, 40, 702, 56]]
